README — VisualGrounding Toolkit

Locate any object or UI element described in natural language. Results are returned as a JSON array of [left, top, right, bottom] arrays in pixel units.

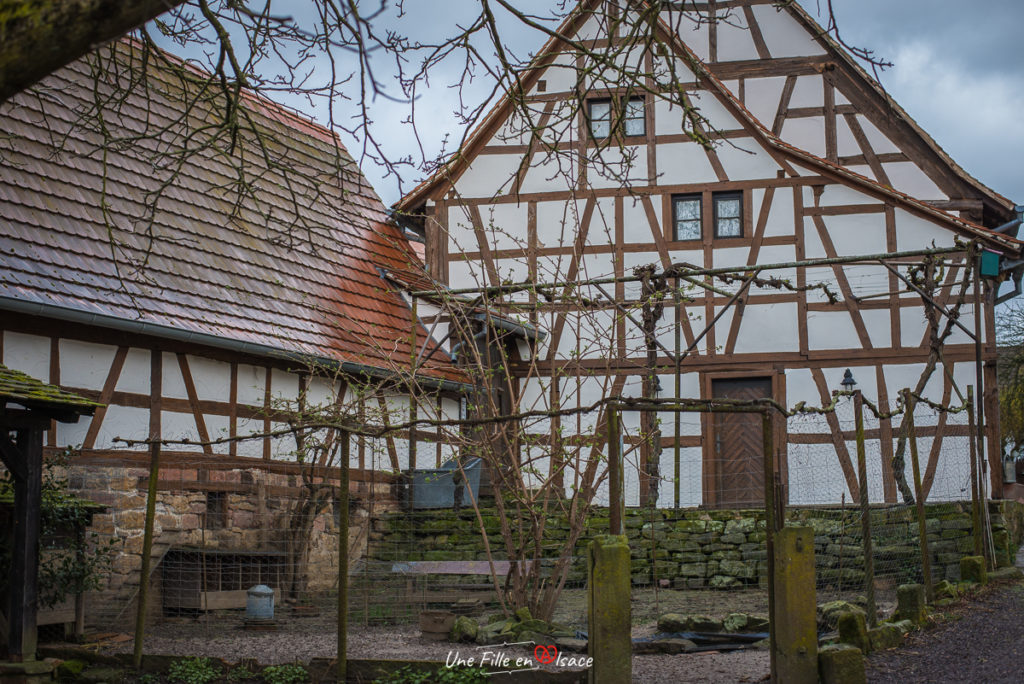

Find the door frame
[[700, 369, 788, 508]]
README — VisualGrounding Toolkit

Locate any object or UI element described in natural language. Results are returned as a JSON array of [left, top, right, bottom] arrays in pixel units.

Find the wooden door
[[710, 377, 772, 508]]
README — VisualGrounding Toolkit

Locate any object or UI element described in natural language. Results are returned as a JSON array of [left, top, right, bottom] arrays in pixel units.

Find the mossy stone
[[450, 616, 479, 643], [837, 610, 870, 653], [657, 613, 688, 632], [818, 644, 866, 684], [960, 555, 987, 584], [868, 623, 903, 651]]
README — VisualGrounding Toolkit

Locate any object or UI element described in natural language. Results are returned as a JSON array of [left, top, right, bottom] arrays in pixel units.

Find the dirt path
[[866, 580, 1024, 683]]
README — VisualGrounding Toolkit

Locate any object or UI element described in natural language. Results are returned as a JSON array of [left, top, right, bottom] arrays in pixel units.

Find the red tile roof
[[0, 42, 465, 386]]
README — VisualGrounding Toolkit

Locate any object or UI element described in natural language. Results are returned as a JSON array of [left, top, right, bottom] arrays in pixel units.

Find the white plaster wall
[[204, 413, 231, 455], [741, 76, 786, 129], [56, 418, 90, 449], [187, 354, 231, 402], [687, 90, 740, 132], [733, 302, 800, 353], [271, 368, 300, 402], [654, 99, 690, 136], [789, 75, 824, 108], [779, 117, 826, 158], [855, 115, 901, 155], [588, 197, 617, 247], [3, 331, 49, 382], [234, 417, 264, 458], [806, 310, 861, 350], [537, 54, 583, 94], [715, 13, 760, 63], [59, 340, 116, 391], [236, 364, 266, 407], [762, 186, 797, 238], [752, 5, 827, 58], [270, 420, 297, 460], [786, 437, 854, 504], [835, 116, 862, 158], [115, 347, 151, 395], [657, 141, 719, 185], [454, 153, 519, 199], [622, 195, 657, 244], [715, 138, 783, 180], [305, 376, 338, 409], [893, 209, 958, 251], [588, 146, 648, 190], [669, 16, 709, 62], [161, 410, 204, 452], [480, 203, 528, 252], [883, 163, 945, 200], [446, 205, 479, 256]]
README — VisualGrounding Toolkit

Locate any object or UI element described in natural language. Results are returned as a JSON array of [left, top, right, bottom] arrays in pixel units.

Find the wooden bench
[[389, 560, 526, 608]]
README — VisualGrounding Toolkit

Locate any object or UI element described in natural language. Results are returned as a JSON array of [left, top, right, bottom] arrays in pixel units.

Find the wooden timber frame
[[0, 366, 98, 662], [410, 242, 1001, 507]]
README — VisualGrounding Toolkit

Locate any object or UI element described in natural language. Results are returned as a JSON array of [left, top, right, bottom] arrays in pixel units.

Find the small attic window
[[713, 192, 743, 238], [537, 79, 547, 92], [623, 97, 645, 137], [588, 99, 613, 138], [588, 97, 646, 139]]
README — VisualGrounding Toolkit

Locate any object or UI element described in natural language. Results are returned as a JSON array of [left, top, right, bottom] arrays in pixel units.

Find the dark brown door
[[710, 377, 772, 508]]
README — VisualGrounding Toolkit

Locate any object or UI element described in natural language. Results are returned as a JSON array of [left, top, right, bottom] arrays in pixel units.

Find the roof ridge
[[779, 1, 1013, 212]]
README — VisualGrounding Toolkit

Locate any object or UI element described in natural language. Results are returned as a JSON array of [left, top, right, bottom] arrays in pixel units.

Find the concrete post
[[773, 526, 818, 684], [588, 535, 631, 684]]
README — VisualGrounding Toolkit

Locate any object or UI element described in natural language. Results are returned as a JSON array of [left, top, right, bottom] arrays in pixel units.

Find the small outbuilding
[[0, 364, 99, 662]]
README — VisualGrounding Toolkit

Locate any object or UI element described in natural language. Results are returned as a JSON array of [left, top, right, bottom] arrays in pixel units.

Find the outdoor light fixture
[[841, 368, 857, 390]]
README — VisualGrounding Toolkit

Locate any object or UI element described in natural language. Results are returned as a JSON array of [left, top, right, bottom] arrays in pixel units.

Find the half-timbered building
[[0, 42, 466, 618], [396, 0, 1023, 509]]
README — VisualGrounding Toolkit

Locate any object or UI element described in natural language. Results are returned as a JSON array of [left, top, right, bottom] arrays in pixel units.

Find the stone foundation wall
[[367, 501, 1024, 589], [68, 462, 399, 628]]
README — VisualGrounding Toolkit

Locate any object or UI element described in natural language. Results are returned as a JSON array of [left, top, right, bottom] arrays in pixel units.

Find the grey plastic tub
[[409, 457, 482, 509]]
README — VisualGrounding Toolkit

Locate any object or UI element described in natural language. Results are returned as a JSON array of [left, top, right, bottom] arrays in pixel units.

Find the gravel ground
[[96, 588, 777, 682], [866, 579, 1024, 683]]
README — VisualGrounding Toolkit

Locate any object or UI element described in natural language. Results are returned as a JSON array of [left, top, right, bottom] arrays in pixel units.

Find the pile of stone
[[633, 612, 771, 654], [448, 607, 586, 653]]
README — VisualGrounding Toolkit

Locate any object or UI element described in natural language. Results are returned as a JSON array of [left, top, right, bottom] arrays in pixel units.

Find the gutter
[[0, 296, 475, 395]]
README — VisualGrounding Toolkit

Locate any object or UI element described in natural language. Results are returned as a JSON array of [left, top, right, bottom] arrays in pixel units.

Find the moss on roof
[[0, 364, 101, 415]]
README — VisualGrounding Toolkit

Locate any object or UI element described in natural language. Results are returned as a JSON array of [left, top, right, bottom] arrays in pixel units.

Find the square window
[[673, 194, 702, 241], [205, 491, 227, 529], [714, 192, 743, 238], [623, 97, 645, 137], [589, 100, 612, 138]]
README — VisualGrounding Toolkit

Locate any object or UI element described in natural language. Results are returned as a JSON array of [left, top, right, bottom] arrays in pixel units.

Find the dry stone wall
[[367, 501, 1024, 589]]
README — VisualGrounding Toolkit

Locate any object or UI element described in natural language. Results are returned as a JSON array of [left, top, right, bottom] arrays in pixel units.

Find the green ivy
[[168, 658, 220, 684], [0, 447, 118, 607], [372, 665, 489, 684], [260, 664, 308, 684]]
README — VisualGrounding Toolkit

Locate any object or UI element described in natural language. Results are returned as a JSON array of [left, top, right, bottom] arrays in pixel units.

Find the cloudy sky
[[156, 2, 1023, 208], [819, 0, 1024, 207], [336, 0, 1024, 208]]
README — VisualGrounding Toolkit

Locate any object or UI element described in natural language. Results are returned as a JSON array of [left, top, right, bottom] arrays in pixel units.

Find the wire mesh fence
[[31, 382, 1004, 668]]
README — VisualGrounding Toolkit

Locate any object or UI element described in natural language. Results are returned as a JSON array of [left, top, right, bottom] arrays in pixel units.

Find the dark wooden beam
[[8, 426, 44, 661]]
